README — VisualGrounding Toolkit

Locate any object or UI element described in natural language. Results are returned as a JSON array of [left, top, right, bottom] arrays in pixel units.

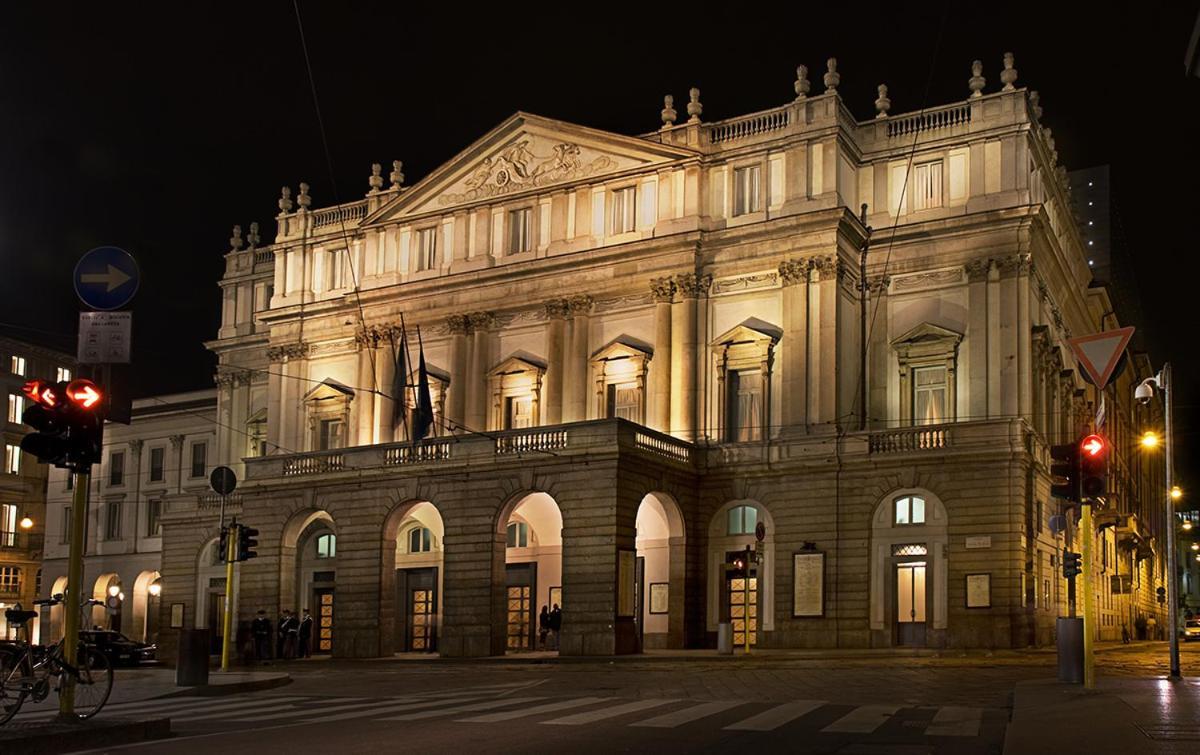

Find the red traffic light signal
[[22, 379, 59, 407], [1080, 433, 1108, 500], [1081, 434, 1106, 458], [66, 379, 102, 409]]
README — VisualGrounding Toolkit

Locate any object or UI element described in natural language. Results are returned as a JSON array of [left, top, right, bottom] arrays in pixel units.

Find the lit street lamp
[[18, 515, 33, 530], [1142, 431, 1160, 448], [1172, 486, 1183, 501]]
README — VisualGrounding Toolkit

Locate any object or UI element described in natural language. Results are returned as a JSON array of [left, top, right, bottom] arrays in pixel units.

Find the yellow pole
[[1081, 503, 1096, 689], [220, 523, 237, 671], [58, 470, 90, 719]]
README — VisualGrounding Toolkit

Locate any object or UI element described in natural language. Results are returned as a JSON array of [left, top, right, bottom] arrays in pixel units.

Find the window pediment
[[303, 378, 355, 403], [591, 336, 653, 364], [891, 322, 963, 360], [488, 353, 547, 378]]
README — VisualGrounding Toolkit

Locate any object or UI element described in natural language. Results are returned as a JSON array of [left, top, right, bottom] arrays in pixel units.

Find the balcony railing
[[282, 451, 345, 477], [709, 105, 792, 145], [311, 200, 368, 230], [495, 429, 568, 456], [885, 102, 971, 139], [385, 441, 452, 465], [868, 426, 950, 454], [634, 430, 691, 464]]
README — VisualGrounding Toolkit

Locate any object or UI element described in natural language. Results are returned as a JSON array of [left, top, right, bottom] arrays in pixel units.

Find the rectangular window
[[190, 442, 207, 478], [4, 444, 20, 475], [507, 208, 532, 254], [0, 567, 21, 595], [0, 504, 16, 547], [105, 501, 121, 540], [415, 228, 437, 271], [911, 161, 944, 211], [147, 499, 163, 537], [109, 451, 125, 486], [10, 356, 26, 376], [611, 186, 636, 234], [149, 447, 164, 482], [7, 394, 22, 424], [66, 472, 73, 490], [57, 366, 71, 382], [895, 496, 926, 525], [505, 395, 533, 430], [912, 365, 947, 426], [318, 419, 344, 451], [726, 370, 763, 442], [326, 249, 345, 290], [61, 505, 72, 543], [606, 382, 641, 422], [734, 165, 762, 216]]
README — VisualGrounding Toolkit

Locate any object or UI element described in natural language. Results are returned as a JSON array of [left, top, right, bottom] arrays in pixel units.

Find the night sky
[[2, 3, 1198, 488]]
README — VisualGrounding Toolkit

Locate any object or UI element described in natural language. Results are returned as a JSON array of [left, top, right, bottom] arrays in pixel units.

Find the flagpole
[[390, 318, 410, 445], [399, 313, 418, 445], [415, 325, 435, 440]]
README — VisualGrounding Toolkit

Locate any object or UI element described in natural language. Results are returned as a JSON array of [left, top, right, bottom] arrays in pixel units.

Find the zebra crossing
[[8, 684, 996, 740]]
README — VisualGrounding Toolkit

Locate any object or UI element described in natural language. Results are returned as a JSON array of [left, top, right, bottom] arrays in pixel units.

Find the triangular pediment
[[713, 318, 782, 346], [488, 352, 547, 377], [591, 335, 653, 362], [303, 378, 355, 402], [365, 113, 699, 223], [891, 322, 963, 347]]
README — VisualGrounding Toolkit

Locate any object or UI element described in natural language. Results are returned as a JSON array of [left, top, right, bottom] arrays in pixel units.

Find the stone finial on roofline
[[1001, 52, 1018, 91], [230, 225, 244, 251], [368, 163, 384, 193], [390, 160, 405, 189], [278, 186, 294, 214], [247, 222, 260, 249], [1029, 90, 1043, 120], [794, 65, 810, 101], [968, 60, 986, 98], [823, 58, 839, 94], [686, 88, 702, 123], [661, 95, 677, 128], [874, 84, 891, 118], [298, 182, 312, 210]]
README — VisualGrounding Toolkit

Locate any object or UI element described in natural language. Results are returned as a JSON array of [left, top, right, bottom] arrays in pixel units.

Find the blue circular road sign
[[73, 246, 140, 311]]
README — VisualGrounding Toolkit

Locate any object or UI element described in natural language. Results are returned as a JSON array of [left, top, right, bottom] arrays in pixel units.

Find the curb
[[159, 673, 293, 698], [0, 716, 171, 755]]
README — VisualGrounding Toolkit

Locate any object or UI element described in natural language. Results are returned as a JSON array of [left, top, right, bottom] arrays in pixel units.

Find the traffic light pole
[[58, 469, 90, 719], [1080, 502, 1096, 690], [1163, 363, 1180, 679], [220, 523, 237, 671]]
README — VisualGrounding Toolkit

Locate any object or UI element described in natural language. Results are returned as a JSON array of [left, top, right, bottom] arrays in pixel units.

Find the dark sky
[[2, 3, 1198, 488]]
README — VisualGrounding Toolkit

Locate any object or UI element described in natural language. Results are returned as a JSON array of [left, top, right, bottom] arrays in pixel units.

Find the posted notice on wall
[[793, 551, 825, 617]]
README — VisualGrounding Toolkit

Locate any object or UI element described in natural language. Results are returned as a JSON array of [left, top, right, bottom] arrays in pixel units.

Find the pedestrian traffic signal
[[237, 525, 259, 561], [1050, 441, 1081, 502], [1062, 550, 1082, 579], [1079, 434, 1108, 500]]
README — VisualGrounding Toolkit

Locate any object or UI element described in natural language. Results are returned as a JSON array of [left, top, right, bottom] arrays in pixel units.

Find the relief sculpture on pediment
[[438, 140, 617, 206]]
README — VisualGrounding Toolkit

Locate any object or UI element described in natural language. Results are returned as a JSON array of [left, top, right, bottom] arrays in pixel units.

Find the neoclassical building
[[157, 56, 1169, 658]]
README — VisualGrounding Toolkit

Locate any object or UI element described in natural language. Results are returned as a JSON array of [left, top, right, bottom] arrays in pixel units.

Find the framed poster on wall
[[966, 573, 991, 608], [792, 551, 825, 617], [549, 586, 562, 608], [649, 583, 669, 614], [617, 549, 636, 617], [170, 603, 185, 629]]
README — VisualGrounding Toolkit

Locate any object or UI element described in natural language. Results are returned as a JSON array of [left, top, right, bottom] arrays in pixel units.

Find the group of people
[[537, 603, 562, 650], [250, 608, 313, 662]]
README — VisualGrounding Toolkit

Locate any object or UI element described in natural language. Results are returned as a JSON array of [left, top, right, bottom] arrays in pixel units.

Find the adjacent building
[[155, 56, 1169, 658], [41, 390, 216, 644], [1, 332, 74, 641]]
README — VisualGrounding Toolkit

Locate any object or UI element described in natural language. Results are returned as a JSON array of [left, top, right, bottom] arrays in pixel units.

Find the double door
[[396, 567, 438, 653], [895, 560, 927, 646], [505, 562, 537, 651]]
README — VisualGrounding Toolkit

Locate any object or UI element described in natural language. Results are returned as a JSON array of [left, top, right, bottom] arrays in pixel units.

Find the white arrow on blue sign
[[73, 246, 140, 310]]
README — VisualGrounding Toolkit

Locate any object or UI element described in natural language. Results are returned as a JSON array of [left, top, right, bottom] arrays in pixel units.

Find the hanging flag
[[391, 326, 408, 427], [413, 326, 435, 442]]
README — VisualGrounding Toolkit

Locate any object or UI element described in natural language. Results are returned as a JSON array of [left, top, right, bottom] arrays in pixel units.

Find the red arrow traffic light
[[66, 379, 102, 409], [1080, 434, 1109, 499], [1081, 434, 1106, 457], [22, 379, 59, 407]]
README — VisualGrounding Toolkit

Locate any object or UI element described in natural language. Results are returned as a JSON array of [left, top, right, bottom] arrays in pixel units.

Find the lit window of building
[[4, 445, 20, 475], [611, 186, 636, 234], [10, 356, 26, 376], [895, 496, 926, 525], [733, 164, 761, 216], [508, 208, 532, 254]]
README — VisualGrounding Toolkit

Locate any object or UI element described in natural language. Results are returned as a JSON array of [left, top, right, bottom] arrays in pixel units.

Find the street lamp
[[1136, 364, 1180, 679], [1142, 431, 1160, 448], [108, 584, 120, 598], [148, 582, 162, 598], [1172, 486, 1183, 501], [18, 515, 33, 530]]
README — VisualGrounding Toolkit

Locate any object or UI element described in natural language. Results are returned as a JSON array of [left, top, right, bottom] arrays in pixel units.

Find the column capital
[[674, 272, 712, 299], [997, 253, 1032, 277], [169, 434, 185, 450], [778, 258, 811, 287], [964, 258, 992, 282], [267, 342, 309, 362], [867, 275, 891, 295], [468, 311, 496, 331], [649, 277, 676, 302], [129, 438, 144, 456], [543, 298, 570, 319], [567, 294, 593, 316], [447, 314, 472, 335]]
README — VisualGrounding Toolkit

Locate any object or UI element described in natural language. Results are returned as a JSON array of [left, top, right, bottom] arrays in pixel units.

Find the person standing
[[283, 610, 300, 659], [549, 603, 562, 651], [252, 610, 273, 662], [538, 605, 550, 650], [299, 608, 314, 658], [276, 610, 290, 659]]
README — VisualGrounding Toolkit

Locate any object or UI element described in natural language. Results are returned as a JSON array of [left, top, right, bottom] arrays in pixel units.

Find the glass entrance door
[[729, 576, 758, 648], [315, 588, 334, 653], [895, 561, 927, 646], [410, 588, 435, 651], [504, 563, 536, 651]]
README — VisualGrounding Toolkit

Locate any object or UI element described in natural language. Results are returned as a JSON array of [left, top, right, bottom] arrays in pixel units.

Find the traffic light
[[1157, 586, 1166, 605], [218, 525, 231, 563], [237, 525, 259, 561], [1050, 441, 1080, 502], [1062, 550, 1082, 579], [729, 549, 748, 579], [1079, 434, 1109, 500], [19, 378, 106, 470]]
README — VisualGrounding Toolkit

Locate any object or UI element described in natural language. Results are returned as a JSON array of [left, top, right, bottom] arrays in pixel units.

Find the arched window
[[894, 496, 926, 525], [408, 527, 433, 553], [506, 522, 529, 548], [315, 533, 337, 558], [726, 505, 758, 536]]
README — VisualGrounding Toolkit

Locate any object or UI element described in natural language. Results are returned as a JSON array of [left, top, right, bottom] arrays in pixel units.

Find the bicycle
[[0, 595, 114, 724]]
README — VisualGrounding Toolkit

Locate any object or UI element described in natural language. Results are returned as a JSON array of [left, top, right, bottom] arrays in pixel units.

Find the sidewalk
[[1005, 676, 1200, 754]]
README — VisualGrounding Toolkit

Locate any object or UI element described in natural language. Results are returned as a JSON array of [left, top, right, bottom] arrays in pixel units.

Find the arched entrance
[[635, 492, 686, 649], [869, 489, 948, 647], [131, 570, 162, 643], [382, 501, 445, 654], [498, 493, 562, 653], [707, 500, 775, 649], [283, 511, 337, 655], [92, 573, 122, 632]]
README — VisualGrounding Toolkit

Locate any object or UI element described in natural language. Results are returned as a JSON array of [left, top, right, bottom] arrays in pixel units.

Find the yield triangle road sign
[[1068, 327, 1135, 391]]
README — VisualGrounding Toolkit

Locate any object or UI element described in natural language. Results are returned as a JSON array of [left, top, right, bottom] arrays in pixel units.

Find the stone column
[[266, 348, 284, 454], [543, 299, 568, 425], [815, 258, 840, 428], [966, 259, 991, 421], [650, 278, 675, 433], [1017, 254, 1033, 423], [374, 329, 396, 445], [466, 312, 494, 430], [867, 275, 891, 429], [447, 315, 470, 430], [778, 260, 810, 434], [562, 296, 592, 423], [671, 273, 709, 441], [354, 331, 377, 445]]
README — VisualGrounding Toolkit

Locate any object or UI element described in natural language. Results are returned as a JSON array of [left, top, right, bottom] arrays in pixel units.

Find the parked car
[[1184, 619, 1200, 642], [79, 630, 157, 666]]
